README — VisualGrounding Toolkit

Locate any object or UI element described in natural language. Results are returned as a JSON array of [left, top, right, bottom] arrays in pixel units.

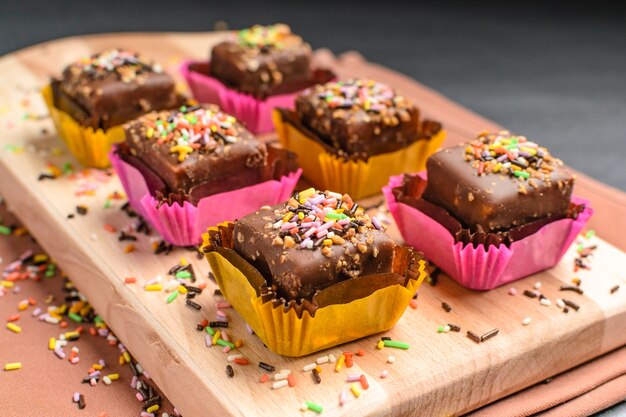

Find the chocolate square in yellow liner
[[201, 222, 428, 357], [42, 84, 125, 168], [272, 108, 446, 200]]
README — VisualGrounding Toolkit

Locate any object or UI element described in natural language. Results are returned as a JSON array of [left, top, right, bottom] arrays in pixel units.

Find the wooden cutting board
[[0, 32, 625, 417]]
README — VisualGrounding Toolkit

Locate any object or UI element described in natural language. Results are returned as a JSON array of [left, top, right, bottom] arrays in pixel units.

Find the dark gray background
[[0, 1, 625, 414], [1, 0, 625, 192]]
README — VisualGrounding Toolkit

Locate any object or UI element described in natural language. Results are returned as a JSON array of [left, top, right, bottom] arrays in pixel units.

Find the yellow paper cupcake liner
[[202, 223, 427, 357], [273, 109, 446, 200], [42, 84, 125, 168]]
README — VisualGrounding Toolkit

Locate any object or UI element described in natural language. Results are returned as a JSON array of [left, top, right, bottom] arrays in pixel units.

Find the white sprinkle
[[556, 299, 565, 309], [90, 233, 98, 241], [387, 355, 396, 364], [300, 403, 308, 412], [227, 354, 243, 362], [103, 376, 112, 385], [273, 220, 283, 229], [277, 369, 291, 375], [534, 282, 542, 290], [165, 279, 179, 292], [316, 355, 329, 364], [274, 372, 289, 381], [303, 363, 317, 372], [272, 380, 288, 390], [339, 389, 348, 406], [540, 298, 551, 306], [444, 325, 451, 333], [380, 370, 389, 378], [328, 354, 336, 363], [522, 317, 532, 326]]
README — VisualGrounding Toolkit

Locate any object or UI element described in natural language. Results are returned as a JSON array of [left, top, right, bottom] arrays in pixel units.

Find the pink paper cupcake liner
[[383, 173, 593, 290], [109, 147, 302, 246], [180, 60, 325, 134]]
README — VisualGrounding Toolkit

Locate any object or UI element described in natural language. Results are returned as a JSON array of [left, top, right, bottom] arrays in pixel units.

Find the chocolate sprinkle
[[467, 331, 481, 344], [442, 302, 452, 313], [523, 290, 537, 298], [226, 365, 234, 378], [312, 368, 321, 384], [259, 362, 275, 372], [610, 285, 620, 294], [448, 323, 461, 332], [562, 299, 580, 311], [480, 328, 499, 342], [559, 285, 584, 295], [210, 321, 228, 328]]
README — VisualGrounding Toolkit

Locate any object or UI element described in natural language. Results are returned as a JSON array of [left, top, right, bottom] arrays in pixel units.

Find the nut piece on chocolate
[[233, 188, 394, 301], [210, 23, 313, 98], [295, 79, 422, 158], [123, 104, 267, 202], [52, 49, 181, 130], [423, 131, 574, 233]]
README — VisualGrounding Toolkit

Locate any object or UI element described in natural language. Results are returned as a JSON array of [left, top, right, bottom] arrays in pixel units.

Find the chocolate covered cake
[[292, 79, 442, 159], [210, 24, 313, 99], [120, 104, 271, 204], [422, 131, 574, 234], [51, 49, 181, 130], [233, 188, 394, 300]]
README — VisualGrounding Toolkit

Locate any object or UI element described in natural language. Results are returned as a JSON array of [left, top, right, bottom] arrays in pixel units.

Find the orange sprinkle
[[287, 374, 296, 387], [104, 224, 117, 233], [345, 356, 353, 368], [7, 314, 20, 322], [357, 349, 366, 357], [28, 297, 37, 306], [60, 321, 68, 328], [234, 339, 243, 348], [198, 282, 207, 289], [76, 326, 84, 333], [234, 357, 249, 365], [259, 374, 269, 383], [359, 374, 369, 390], [89, 327, 97, 336], [124, 277, 137, 284], [123, 244, 135, 254], [409, 299, 419, 309]]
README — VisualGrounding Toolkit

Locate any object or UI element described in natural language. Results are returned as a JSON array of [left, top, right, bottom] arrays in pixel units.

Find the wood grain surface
[[0, 32, 625, 417]]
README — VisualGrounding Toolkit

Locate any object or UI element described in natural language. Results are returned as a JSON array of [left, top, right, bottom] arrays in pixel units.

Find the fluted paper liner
[[109, 147, 302, 246], [201, 222, 427, 357], [383, 173, 594, 290], [42, 84, 125, 168], [180, 61, 335, 134], [273, 109, 446, 200]]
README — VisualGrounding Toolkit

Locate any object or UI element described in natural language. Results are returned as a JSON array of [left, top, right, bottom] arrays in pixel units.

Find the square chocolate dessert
[[233, 189, 395, 300], [121, 104, 269, 204], [51, 49, 181, 130], [422, 131, 574, 234], [294, 79, 436, 159], [210, 24, 312, 98]]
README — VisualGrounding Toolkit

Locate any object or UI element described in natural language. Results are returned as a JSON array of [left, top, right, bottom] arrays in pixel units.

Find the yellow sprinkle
[[64, 331, 79, 339], [18, 302, 28, 311], [350, 383, 361, 398], [335, 354, 345, 372], [146, 127, 154, 138], [123, 351, 131, 363], [177, 285, 188, 294], [79, 305, 92, 317], [212, 330, 221, 346], [118, 355, 125, 365], [323, 239, 332, 246], [298, 212, 304, 220], [123, 244, 135, 254], [48, 337, 56, 350], [1, 280, 14, 288], [6, 323, 22, 333], [180, 257, 188, 266], [107, 373, 120, 381], [69, 301, 85, 314], [34, 254, 48, 263], [145, 284, 163, 292], [169, 145, 193, 161], [315, 365, 322, 373], [93, 364, 103, 370], [13, 227, 27, 236], [282, 212, 294, 222], [493, 163, 502, 173], [146, 405, 159, 413], [57, 304, 68, 315], [4, 362, 21, 371], [298, 187, 315, 203], [377, 340, 385, 350]]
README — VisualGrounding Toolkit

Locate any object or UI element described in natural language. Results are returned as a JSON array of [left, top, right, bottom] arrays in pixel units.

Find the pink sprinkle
[[215, 302, 231, 309], [304, 227, 317, 238], [32, 307, 41, 316], [12, 285, 20, 294], [246, 323, 254, 335], [339, 388, 347, 406], [140, 412, 155, 417], [338, 218, 350, 226], [131, 375, 138, 388], [221, 330, 229, 342], [508, 287, 517, 296], [532, 289, 542, 297], [54, 348, 66, 359], [89, 378, 97, 386], [73, 392, 80, 402], [280, 222, 297, 231], [136, 392, 144, 401], [222, 346, 231, 353], [315, 229, 328, 238], [98, 359, 106, 367], [205, 335, 212, 348], [380, 370, 389, 378], [346, 374, 361, 382], [143, 371, 150, 380], [216, 309, 227, 318], [70, 357, 80, 365]]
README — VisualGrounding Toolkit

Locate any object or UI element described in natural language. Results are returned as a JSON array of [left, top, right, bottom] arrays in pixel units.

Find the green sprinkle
[[513, 170, 530, 179], [45, 270, 55, 277], [325, 213, 348, 220], [0, 225, 11, 235], [62, 162, 73, 174], [383, 340, 410, 350], [216, 339, 235, 349], [94, 315, 104, 324], [166, 291, 179, 304], [306, 401, 324, 414], [437, 325, 445, 333], [585, 230, 596, 239], [103, 199, 112, 209], [68, 313, 83, 323], [205, 326, 216, 336], [175, 271, 192, 279]]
